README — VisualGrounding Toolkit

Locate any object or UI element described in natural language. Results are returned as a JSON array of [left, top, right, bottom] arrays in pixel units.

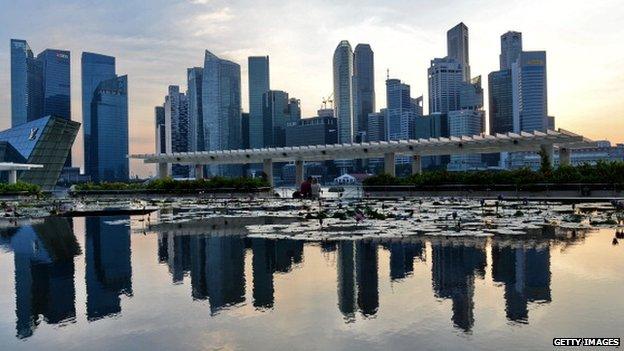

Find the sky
[[1, 0, 623, 177]]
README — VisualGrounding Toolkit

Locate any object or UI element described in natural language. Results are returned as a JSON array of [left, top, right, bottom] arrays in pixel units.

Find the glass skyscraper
[[248, 56, 270, 149], [90, 75, 129, 181], [187, 67, 204, 152], [500, 31, 523, 71], [202, 50, 242, 177], [353, 44, 375, 141], [164, 86, 189, 178], [385, 78, 414, 141], [428, 57, 463, 114], [333, 40, 355, 144], [488, 70, 514, 134], [447, 23, 471, 82], [10, 39, 35, 127], [512, 51, 548, 132], [81, 52, 117, 181], [154, 106, 166, 154]]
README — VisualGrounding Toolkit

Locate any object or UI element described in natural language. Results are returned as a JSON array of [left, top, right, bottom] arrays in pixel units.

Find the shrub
[[0, 182, 41, 195]]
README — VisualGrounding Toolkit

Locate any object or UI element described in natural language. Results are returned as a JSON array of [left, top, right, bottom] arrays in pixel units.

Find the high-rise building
[[447, 23, 471, 82], [262, 90, 290, 147], [385, 78, 415, 142], [411, 96, 424, 117], [187, 67, 203, 152], [164, 85, 189, 178], [202, 50, 242, 177], [500, 31, 523, 70], [285, 116, 338, 147], [288, 98, 301, 123], [248, 56, 270, 149], [512, 51, 548, 132], [488, 69, 514, 134], [89, 75, 129, 181], [333, 40, 355, 143], [459, 76, 483, 110], [155, 106, 166, 154], [428, 57, 463, 114], [367, 111, 386, 143], [353, 44, 375, 141], [82, 52, 116, 180], [10, 39, 36, 127], [447, 109, 485, 171], [241, 112, 250, 150]]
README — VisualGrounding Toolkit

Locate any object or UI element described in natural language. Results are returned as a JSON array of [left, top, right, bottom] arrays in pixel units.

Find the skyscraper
[[248, 56, 270, 149], [353, 44, 375, 141], [262, 90, 290, 147], [333, 40, 355, 144], [500, 31, 523, 70], [155, 106, 166, 154], [488, 69, 514, 134], [89, 75, 129, 181], [385, 78, 414, 142], [428, 57, 463, 114], [512, 51, 548, 132], [82, 53, 116, 176], [448, 109, 485, 170], [187, 67, 203, 152], [202, 50, 242, 177], [164, 85, 189, 178], [10, 39, 36, 127], [447, 23, 471, 82]]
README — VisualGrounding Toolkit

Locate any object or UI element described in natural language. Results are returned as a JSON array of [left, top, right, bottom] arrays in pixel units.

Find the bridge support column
[[411, 154, 422, 175], [158, 163, 169, 179], [559, 147, 571, 166], [8, 170, 17, 184], [384, 152, 396, 177], [295, 160, 304, 186], [540, 144, 555, 168], [195, 164, 204, 179], [263, 159, 274, 187]]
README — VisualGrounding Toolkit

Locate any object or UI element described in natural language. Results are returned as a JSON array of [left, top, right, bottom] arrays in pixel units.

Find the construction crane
[[321, 92, 334, 109]]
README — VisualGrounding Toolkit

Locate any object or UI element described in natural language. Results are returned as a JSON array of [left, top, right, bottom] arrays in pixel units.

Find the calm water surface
[[0, 216, 622, 350]]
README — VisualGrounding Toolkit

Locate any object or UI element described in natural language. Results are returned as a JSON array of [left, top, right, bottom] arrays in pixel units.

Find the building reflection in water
[[492, 243, 551, 323], [0, 218, 80, 339], [85, 216, 133, 321], [154, 229, 568, 331], [431, 242, 486, 332]]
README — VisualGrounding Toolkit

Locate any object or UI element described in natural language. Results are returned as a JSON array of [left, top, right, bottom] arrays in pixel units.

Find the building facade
[[333, 40, 355, 144], [447, 109, 486, 171], [155, 106, 166, 154], [89, 75, 129, 181], [248, 56, 270, 149], [202, 50, 242, 177], [488, 69, 514, 135], [512, 51, 548, 133], [187, 67, 203, 152], [500, 31, 523, 70], [262, 90, 290, 147], [428, 57, 463, 114], [353, 44, 375, 141], [0, 116, 80, 189], [164, 86, 189, 178], [285, 116, 338, 147], [447, 23, 471, 82]]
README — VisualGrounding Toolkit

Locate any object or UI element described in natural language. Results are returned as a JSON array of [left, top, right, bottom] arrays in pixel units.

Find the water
[[0, 215, 622, 350]]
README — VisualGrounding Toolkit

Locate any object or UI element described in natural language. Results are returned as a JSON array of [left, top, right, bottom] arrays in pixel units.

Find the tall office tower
[[459, 76, 483, 110], [241, 113, 250, 149], [89, 75, 129, 181], [164, 85, 189, 178], [447, 23, 470, 82], [262, 90, 290, 147], [333, 40, 355, 143], [288, 98, 301, 123], [488, 70, 513, 134], [428, 57, 463, 114], [248, 56, 270, 148], [411, 96, 424, 117], [500, 31, 523, 70], [353, 44, 375, 141], [367, 111, 386, 142], [385, 78, 414, 142], [448, 109, 485, 171], [333, 40, 355, 173], [10, 39, 36, 127], [512, 51, 548, 132], [202, 50, 242, 177], [38, 49, 72, 166], [82, 52, 116, 180], [187, 67, 203, 152], [155, 106, 166, 154]]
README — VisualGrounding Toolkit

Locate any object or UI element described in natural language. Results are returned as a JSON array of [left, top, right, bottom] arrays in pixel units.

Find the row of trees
[[363, 161, 624, 186], [74, 177, 270, 192]]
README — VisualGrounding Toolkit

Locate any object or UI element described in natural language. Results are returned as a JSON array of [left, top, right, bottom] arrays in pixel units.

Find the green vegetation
[[74, 177, 270, 192], [363, 161, 624, 186], [0, 182, 41, 195]]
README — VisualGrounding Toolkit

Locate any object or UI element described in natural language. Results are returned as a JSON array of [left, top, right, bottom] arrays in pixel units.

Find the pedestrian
[[311, 178, 322, 200], [300, 176, 313, 198]]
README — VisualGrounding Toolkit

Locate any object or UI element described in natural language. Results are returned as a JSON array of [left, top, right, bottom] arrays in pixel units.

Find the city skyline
[[1, 0, 623, 177]]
